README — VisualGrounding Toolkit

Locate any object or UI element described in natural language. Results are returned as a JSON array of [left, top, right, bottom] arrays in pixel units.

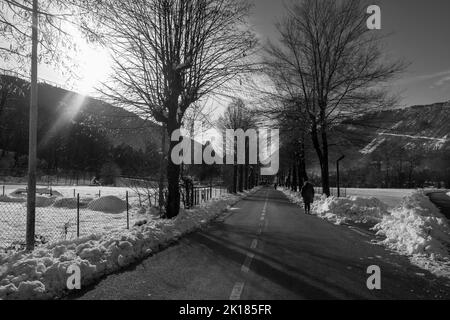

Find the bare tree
[[78, 0, 257, 217], [217, 98, 255, 193], [265, 0, 405, 196]]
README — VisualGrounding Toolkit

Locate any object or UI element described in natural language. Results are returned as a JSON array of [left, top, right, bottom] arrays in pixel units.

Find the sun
[[68, 25, 111, 95]]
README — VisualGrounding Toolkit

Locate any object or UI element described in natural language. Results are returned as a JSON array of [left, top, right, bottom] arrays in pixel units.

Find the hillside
[[0, 75, 162, 175], [331, 102, 450, 187], [356, 102, 450, 154]]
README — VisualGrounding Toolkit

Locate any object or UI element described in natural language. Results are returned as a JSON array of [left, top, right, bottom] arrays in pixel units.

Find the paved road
[[427, 191, 450, 219], [71, 187, 450, 300]]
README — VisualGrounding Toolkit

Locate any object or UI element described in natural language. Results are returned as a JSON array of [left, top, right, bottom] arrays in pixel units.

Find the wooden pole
[[26, 0, 39, 252]]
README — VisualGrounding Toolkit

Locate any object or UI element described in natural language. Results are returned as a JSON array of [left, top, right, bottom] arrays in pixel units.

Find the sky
[[31, 0, 450, 108], [250, 0, 450, 107]]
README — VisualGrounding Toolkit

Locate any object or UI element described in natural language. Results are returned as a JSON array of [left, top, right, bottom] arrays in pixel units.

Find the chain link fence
[[0, 184, 229, 251]]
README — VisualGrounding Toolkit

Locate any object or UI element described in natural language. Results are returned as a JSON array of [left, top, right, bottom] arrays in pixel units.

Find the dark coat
[[301, 182, 315, 203]]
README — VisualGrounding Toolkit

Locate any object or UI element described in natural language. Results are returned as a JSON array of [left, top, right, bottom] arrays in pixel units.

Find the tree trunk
[[300, 135, 308, 182], [292, 163, 298, 192], [310, 117, 330, 197], [238, 164, 244, 192], [158, 125, 166, 214], [297, 163, 303, 189], [165, 123, 180, 219], [232, 165, 238, 193], [321, 126, 331, 196], [287, 167, 291, 189]]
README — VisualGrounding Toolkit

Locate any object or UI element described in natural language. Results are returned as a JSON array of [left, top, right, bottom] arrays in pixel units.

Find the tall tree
[[265, 0, 405, 196], [217, 98, 255, 193], [78, 0, 256, 217]]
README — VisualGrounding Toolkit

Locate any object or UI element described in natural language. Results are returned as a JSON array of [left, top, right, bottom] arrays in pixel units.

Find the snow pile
[[0, 196, 25, 203], [373, 191, 450, 265], [87, 196, 127, 214], [312, 195, 389, 225], [35, 196, 56, 208], [282, 188, 450, 277], [0, 190, 251, 300], [53, 198, 78, 209], [10, 188, 62, 198], [281, 188, 389, 225]]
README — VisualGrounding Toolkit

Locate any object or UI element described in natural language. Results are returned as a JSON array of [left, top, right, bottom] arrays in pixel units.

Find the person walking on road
[[301, 180, 315, 214]]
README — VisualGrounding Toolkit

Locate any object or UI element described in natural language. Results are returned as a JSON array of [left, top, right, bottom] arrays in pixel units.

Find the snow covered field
[[0, 189, 256, 300], [0, 185, 226, 249], [345, 188, 414, 208]]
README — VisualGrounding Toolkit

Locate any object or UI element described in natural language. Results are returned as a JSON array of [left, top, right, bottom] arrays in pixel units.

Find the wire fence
[[0, 184, 229, 251]]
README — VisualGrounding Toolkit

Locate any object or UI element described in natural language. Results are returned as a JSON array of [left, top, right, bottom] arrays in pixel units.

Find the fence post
[[73, 189, 75, 198], [126, 191, 129, 230], [98, 190, 101, 198], [2, 185, 4, 196], [77, 193, 80, 238]]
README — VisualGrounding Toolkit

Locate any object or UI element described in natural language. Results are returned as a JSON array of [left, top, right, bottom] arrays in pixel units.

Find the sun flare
[[68, 25, 111, 95]]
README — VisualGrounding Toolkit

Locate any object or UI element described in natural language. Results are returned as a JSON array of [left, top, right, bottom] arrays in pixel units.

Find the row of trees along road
[[74, 0, 258, 218], [1, 0, 257, 252], [261, 0, 405, 196], [217, 98, 259, 194]]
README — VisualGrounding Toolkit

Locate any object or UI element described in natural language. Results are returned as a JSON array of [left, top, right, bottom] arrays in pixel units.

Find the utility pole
[[26, 0, 39, 251], [336, 155, 345, 198]]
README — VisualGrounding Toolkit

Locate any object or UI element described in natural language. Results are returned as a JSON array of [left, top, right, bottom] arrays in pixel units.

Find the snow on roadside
[[0, 189, 257, 300], [373, 191, 450, 277], [281, 188, 389, 225], [281, 187, 450, 278]]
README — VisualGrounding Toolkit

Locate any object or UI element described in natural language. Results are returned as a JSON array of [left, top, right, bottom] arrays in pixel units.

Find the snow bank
[[0, 196, 26, 203], [53, 197, 93, 209], [373, 191, 450, 275], [0, 190, 254, 300], [35, 196, 56, 208], [282, 188, 450, 278], [281, 188, 389, 225], [52, 198, 78, 209], [312, 196, 389, 225], [87, 196, 127, 214], [10, 188, 62, 198]]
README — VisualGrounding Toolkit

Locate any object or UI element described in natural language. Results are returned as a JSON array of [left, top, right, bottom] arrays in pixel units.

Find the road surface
[[427, 191, 450, 220], [71, 187, 450, 300]]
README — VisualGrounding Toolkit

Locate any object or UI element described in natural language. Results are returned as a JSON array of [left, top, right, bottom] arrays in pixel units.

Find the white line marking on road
[[229, 282, 245, 300], [241, 253, 255, 273], [229, 190, 269, 300]]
